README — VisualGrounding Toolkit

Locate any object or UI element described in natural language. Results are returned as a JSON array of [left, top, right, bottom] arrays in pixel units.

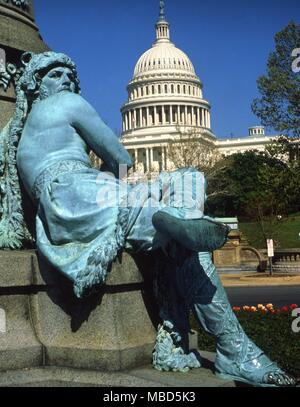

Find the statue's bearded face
[[39, 66, 76, 99]]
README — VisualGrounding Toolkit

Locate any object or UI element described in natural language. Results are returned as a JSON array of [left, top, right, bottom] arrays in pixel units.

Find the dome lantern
[[155, 1, 170, 43]]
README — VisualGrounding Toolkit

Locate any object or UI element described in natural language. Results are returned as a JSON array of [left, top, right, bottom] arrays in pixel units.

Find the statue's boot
[[152, 211, 230, 253], [190, 252, 297, 387]]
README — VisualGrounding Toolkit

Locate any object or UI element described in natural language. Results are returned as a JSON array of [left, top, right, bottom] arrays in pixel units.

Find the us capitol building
[[120, 2, 274, 175]]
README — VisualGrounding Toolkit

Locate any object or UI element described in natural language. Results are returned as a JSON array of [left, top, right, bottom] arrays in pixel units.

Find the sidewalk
[[220, 272, 300, 287]]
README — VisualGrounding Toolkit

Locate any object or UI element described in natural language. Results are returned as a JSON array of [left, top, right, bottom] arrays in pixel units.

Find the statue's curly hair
[[19, 51, 80, 104]]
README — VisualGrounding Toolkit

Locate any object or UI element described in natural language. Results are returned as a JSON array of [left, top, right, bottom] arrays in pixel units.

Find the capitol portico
[[120, 2, 276, 175]]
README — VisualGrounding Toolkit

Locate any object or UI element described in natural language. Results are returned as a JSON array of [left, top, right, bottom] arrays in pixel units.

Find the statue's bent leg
[[152, 211, 230, 253], [187, 252, 297, 387]]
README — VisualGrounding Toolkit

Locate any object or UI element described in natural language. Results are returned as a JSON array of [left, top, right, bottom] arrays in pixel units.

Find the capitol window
[[165, 108, 170, 124]]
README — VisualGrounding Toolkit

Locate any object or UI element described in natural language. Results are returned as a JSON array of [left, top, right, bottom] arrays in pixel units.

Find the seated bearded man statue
[[12, 51, 297, 387]]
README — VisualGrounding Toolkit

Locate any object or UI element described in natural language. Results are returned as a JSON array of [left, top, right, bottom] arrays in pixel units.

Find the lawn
[[239, 214, 300, 249]]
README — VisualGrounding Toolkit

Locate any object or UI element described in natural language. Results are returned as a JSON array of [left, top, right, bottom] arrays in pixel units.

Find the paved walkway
[[220, 272, 300, 287]]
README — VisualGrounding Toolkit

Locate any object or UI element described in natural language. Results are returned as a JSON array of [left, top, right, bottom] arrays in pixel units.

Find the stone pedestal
[[213, 231, 241, 270], [214, 230, 267, 272], [0, 251, 157, 372]]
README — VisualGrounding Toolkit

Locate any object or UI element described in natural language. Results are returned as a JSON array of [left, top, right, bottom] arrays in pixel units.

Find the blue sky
[[34, 0, 299, 139]]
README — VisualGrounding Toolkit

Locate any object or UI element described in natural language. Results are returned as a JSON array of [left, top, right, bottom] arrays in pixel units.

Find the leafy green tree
[[206, 151, 283, 217], [206, 150, 299, 246], [252, 21, 300, 137], [265, 136, 300, 214]]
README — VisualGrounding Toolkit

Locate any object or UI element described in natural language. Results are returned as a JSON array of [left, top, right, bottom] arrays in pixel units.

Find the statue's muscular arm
[[66, 93, 132, 177]]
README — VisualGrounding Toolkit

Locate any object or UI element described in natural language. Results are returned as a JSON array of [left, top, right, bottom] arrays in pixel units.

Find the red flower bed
[[232, 303, 298, 314]]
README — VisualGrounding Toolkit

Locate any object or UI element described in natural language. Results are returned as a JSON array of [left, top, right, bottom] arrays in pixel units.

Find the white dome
[[134, 42, 196, 78]]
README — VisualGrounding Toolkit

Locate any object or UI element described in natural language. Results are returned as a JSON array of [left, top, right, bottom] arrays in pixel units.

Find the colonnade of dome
[[122, 104, 211, 132]]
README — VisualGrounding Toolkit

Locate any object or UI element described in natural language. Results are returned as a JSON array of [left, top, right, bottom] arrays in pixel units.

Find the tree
[[265, 136, 300, 214], [206, 145, 300, 247], [252, 21, 300, 137], [167, 127, 221, 177]]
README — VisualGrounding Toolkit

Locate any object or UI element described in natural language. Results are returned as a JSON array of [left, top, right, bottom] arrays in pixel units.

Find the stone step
[[0, 352, 237, 387]]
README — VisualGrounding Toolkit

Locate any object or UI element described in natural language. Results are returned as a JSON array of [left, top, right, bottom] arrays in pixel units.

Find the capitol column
[[150, 148, 154, 171], [134, 149, 138, 171], [161, 146, 165, 171], [128, 111, 132, 130], [201, 109, 205, 127], [128, 112, 131, 131], [146, 148, 150, 172], [188, 106, 192, 125], [192, 107, 196, 126], [162, 106, 166, 125], [184, 106, 188, 125], [154, 106, 158, 125], [197, 108, 200, 127]]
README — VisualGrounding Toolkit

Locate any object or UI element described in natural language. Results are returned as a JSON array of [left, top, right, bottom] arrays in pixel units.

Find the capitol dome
[[131, 13, 199, 84], [121, 2, 215, 176], [134, 40, 196, 78]]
